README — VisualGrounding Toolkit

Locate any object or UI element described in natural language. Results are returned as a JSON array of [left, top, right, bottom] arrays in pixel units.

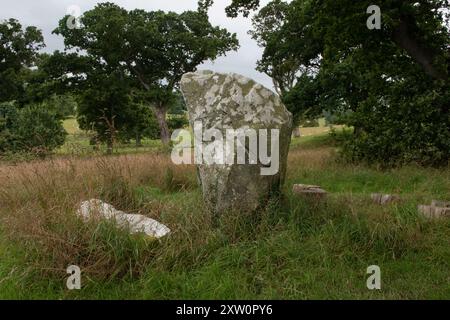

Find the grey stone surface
[[431, 200, 450, 208], [371, 193, 401, 205], [180, 70, 293, 215], [293, 184, 323, 192], [77, 199, 170, 238], [292, 184, 328, 201], [418, 205, 450, 219]]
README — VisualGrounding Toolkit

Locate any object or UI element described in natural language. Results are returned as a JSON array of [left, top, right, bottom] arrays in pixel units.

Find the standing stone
[[180, 70, 293, 215]]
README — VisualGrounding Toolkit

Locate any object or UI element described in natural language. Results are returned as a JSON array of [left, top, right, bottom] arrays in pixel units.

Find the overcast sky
[[0, 0, 274, 89]]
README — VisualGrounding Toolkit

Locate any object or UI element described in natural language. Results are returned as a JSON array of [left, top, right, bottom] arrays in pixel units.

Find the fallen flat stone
[[77, 199, 170, 238], [371, 193, 401, 205], [418, 205, 450, 219], [292, 184, 322, 192], [431, 200, 450, 208], [292, 184, 327, 200]]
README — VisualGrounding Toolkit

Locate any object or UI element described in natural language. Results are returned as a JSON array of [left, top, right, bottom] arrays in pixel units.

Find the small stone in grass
[[371, 193, 401, 205], [418, 205, 450, 219], [292, 184, 327, 200], [431, 200, 450, 208]]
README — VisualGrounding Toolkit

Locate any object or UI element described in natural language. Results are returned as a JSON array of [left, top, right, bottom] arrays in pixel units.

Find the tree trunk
[[354, 126, 364, 137], [154, 105, 170, 145], [392, 19, 447, 81], [106, 136, 113, 155], [135, 132, 142, 147], [292, 127, 301, 138]]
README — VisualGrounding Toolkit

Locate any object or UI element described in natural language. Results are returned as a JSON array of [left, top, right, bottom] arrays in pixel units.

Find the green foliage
[[125, 113, 188, 141], [248, 0, 450, 166], [0, 102, 67, 155], [119, 103, 160, 143], [44, 94, 77, 119], [199, 0, 261, 18], [226, 0, 261, 17], [0, 19, 45, 103], [75, 72, 134, 151], [282, 73, 322, 124], [250, 0, 305, 96], [53, 2, 239, 144], [169, 92, 187, 115], [0, 102, 19, 151], [341, 83, 450, 166], [167, 114, 189, 132]]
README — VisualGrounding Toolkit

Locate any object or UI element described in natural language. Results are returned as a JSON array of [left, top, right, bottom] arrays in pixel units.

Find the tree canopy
[[216, 0, 450, 165], [0, 19, 45, 103], [53, 2, 239, 144]]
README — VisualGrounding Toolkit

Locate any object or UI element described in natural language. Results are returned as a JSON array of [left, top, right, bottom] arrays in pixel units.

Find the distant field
[[1, 128, 449, 299], [299, 126, 345, 137], [58, 117, 344, 156], [58, 117, 163, 156], [63, 117, 82, 135]]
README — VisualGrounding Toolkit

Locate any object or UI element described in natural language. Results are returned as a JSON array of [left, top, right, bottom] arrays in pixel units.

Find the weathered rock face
[[77, 199, 170, 238], [180, 70, 292, 215]]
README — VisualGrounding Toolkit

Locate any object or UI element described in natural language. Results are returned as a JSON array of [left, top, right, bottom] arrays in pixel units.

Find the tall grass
[[0, 140, 449, 299], [0, 154, 197, 281]]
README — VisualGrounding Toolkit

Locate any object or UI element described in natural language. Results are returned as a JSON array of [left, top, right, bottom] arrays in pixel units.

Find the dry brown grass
[[0, 147, 333, 275], [0, 153, 196, 197], [287, 147, 336, 171], [1, 145, 447, 290], [0, 147, 337, 281], [0, 153, 199, 279]]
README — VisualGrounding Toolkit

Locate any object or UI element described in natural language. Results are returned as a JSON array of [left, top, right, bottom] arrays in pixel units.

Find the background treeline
[[0, 2, 238, 156], [1, 0, 449, 166], [220, 0, 450, 166]]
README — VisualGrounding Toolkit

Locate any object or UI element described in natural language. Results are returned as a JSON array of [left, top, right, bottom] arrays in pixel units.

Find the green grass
[[0, 126, 449, 300], [63, 117, 82, 135], [58, 117, 164, 156]]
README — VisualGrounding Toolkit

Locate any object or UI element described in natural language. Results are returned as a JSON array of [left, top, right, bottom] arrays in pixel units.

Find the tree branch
[[392, 19, 447, 81]]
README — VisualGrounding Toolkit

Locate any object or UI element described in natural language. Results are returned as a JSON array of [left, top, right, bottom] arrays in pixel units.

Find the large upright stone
[[180, 70, 292, 215]]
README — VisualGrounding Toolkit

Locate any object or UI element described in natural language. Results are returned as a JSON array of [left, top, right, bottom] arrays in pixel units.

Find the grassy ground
[[0, 124, 449, 299], [58, 118, 163, 156]]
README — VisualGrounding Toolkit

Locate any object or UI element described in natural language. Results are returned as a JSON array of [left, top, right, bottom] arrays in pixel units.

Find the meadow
[[0, 121, 449, 299]]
